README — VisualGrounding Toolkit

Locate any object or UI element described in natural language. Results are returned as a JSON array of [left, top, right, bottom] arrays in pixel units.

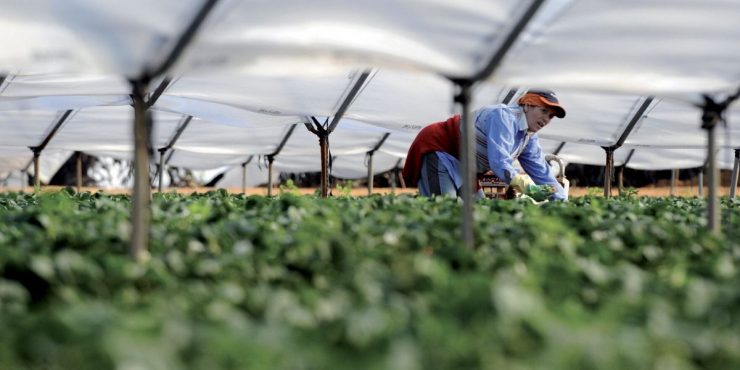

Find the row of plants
[[0, 189, 738, 369]]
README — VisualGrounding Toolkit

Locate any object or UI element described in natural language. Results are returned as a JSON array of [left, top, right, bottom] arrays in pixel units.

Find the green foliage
[[336, 180, 355, 197], [278, 179, 300, 196], [0, 191, 738, 369], [620, 186, 639, 198], [586, 187, 603, 196]]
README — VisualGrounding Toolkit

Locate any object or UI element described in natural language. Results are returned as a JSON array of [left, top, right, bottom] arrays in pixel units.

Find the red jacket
[[402, 115, 460, 186]]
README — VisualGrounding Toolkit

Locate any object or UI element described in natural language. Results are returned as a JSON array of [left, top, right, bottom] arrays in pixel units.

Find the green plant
[[335, 180, 354, 197], [586, 187, 603, 196], [279, 179, 300, 196], [620, 186, 639, 198], [0, 191, 738, 369]]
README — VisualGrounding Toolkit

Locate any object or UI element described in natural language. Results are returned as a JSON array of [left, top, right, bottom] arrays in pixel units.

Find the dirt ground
[[4, 185, 736, 198]]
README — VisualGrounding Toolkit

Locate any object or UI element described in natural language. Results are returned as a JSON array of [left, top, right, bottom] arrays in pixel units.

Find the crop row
[[0, 190, 738, 370]]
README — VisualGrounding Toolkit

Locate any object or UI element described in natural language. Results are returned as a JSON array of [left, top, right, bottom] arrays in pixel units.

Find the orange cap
[[517, 89, 566, 118]]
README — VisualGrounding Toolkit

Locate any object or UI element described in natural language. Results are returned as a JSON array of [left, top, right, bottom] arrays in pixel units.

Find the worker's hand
[[526, 184, 555, 202], [510, 174, 535, 193], [510, 174, 555, 201]]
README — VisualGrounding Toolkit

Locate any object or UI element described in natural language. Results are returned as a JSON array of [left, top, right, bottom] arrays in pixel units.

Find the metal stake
[[366, 132, 390, 195], [603, 147, 614, 197], [319, 133, 330, 197], [730, 149, 739, 199], [76, 152, 82, 193], [391, 158, 403, 195], [131, 81, 152, 261], [453, 82, 475, 249], [32, 151, 40, 191], [367, 152, 374, 195], [240, 155, 253, 194], [158, 148, 167, 192], [670, 168, 678, 196], [267, 156, 275, 197]]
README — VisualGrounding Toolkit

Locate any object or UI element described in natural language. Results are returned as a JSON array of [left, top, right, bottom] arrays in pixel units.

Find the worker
[[402, 89, 567, 201]]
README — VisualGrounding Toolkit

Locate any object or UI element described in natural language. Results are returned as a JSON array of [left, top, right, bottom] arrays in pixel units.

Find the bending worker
[[402, 89, 567, 201]]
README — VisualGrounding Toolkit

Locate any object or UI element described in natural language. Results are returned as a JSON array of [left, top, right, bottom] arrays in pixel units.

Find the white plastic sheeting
[[0, 0, 204, 76], [181, 0, 524, 77], [497, 0, 740, 102]]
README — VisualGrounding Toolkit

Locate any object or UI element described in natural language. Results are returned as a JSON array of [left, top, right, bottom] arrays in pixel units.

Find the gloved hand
[[526, 184, 555, 201], [510, 174, 555, 201]]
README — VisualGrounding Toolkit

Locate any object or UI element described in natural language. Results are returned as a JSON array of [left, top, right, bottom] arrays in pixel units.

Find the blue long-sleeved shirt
[[472, 104, 566, 200]]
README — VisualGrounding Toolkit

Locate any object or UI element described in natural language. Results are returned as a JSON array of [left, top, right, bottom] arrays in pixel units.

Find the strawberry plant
[[0, 191, 737, 369]]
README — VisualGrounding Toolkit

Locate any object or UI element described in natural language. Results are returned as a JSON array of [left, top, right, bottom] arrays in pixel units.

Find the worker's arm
[[481, 108, 520, 183]]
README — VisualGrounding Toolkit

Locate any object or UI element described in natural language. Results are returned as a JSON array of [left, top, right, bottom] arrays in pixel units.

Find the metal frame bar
[[501, 87, 518, 105], [614, 97, 654, 148], [155, 115, 193, 190], [147, 1, 219, 79], [146, 77, 172, 109], [601, 97, 654, 198], [266, 124, 298, 196], [366, 132, 391, 195], [470, 0, 545, 82], [327, 70, 372, 133], [553, 142, 566, 156], [28, 110, 75, 189]]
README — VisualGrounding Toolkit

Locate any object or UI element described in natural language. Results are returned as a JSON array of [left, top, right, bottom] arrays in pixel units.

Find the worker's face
[[524, 105, 556, 133]]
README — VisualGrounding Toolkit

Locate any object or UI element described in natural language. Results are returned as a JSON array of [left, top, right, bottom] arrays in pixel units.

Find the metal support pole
[[701, 96, 724, 234], [242, 163, 247, 194], [76, 152, 82, 193], [730, 149, 739, 199], [698, 170, 704, 197], [127, 0, 219, 261], [158, 148, 167, 192], [28, 109, 76, 192], [240, 155, 253, 195], [267, 156, 275, 197], [365, 132, 390, 195], [319, 134, 330, 197], [390, 168, 397, 194], [603, 147, 614, 198], [131, 81, 151, 261], [367, 152, 374, 195], [391, 158, 403, 195], [619, 149, 636, 196], [452, 82, 475, 249], [706, 123, 719, 233], [32, 151, 40, 191], [670, 168, 678, 196]]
